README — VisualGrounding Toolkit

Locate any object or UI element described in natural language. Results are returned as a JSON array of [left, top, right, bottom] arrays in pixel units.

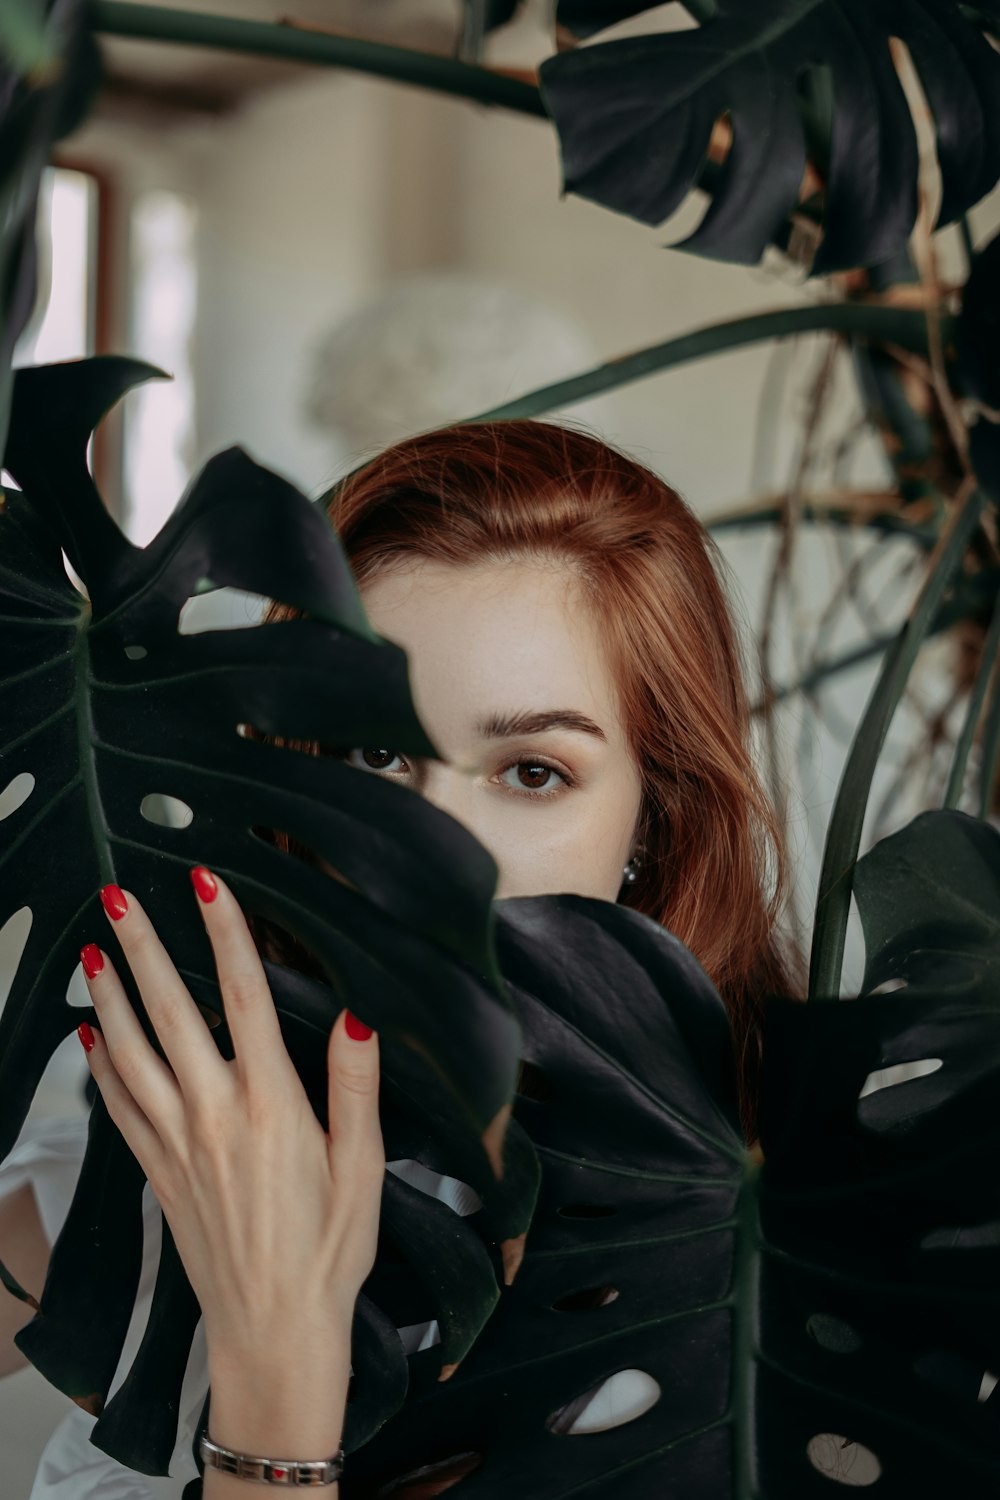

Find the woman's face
[[351, 556, 645, 904]]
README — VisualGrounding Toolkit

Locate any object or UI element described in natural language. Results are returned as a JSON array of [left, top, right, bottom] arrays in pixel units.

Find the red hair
[[250, 418, 806, 1143]]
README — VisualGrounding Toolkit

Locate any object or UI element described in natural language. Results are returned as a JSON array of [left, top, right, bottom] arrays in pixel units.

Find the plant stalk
[[90, 2, 547, 115], [807, 485, 987, 1002]]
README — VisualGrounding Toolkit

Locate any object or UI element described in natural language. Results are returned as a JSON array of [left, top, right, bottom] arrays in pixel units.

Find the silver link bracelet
[[199, 1431, 345, 1486]]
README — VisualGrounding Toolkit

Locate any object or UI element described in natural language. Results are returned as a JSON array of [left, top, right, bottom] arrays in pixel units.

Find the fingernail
[[345, 1009, 373, 1042], [80, 944, 104, 979], [100, 885, 128, 920], [77, 1022, 95, 1053], [190, 866, 218, 903]]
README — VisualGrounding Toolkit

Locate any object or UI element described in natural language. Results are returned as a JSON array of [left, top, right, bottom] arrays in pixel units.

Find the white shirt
[[1, 1112, 201, 1497]]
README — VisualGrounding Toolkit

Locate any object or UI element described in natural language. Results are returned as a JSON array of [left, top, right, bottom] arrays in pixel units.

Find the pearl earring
[[622, 850, 642, 884]]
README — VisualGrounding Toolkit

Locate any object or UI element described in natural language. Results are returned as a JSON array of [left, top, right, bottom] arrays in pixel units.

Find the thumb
[[327, 1007, 382, 1152]]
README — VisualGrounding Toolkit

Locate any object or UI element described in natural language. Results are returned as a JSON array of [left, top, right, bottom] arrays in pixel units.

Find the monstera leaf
[[538, 0, 1000, 273], [326, 807, 1000, 1499], [0, 356, 541, 1471], [956, 225, 1000, 505], [0, 0, 101, 452]]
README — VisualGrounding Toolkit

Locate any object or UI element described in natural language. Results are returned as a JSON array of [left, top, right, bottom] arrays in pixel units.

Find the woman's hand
[[75, 866, 385, 1372]]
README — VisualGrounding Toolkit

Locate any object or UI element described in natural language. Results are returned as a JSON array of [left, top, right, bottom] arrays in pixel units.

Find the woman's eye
[[342, 748, 406, 774], [497, 760, 569, 796], [341, 748, 571, 797]]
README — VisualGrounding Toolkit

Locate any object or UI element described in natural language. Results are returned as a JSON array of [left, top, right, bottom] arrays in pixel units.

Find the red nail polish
[[345, 1010, 373, 1041], [80, 944, 103, 979], [100, 885, 128, 920], [190, 866, 218, 903], [77, 1022, 95, 1053]]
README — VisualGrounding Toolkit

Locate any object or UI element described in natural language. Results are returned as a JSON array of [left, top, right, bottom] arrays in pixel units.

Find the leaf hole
[[396, 1318, 441, 1355], [178, 587, 268, 635], [386, 1159, 483, 1217], [239, 723, 355, 762], [248, 825, 357, 891], [514, 1058, 551, 1101], [244, 909, 330, 987], [140, 793, 194, 828], [806, 1314, 862, 1354], [586, 1, 699, 45], [552, 1285, 620, 1312], [556, 1203, 618, 1219], [912, 1348, 992, 1401], [375, 1451, 484, 1496], [858, 1058, 941, 1099], [124, 644, 147, 660], [806, 1435, 881, 1486], [0, 907, 32, 1012], [546, 1370, 661, 1434], [921, 1222, 1000, 1250], [0, 772, 34, 821], [62, 549, 89, 599], [236, 721, 283, 742]]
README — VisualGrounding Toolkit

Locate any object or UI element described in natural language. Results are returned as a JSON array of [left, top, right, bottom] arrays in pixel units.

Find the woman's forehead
[[359, 558, 622, 739]]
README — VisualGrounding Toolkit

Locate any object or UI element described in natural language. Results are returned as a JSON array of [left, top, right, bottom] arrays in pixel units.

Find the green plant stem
[[317, 306, 951, 512], [807, 488, 987, 1003], [90, 2, 547, 115], [943, 591, 1000, 810], [90, 3, 823, 256], [755, 630, 897, 714], [978, 640, 1000, 819], [465, 306, 953, 421]]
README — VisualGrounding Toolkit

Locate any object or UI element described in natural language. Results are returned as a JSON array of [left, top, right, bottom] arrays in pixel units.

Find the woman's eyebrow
[[474, 709, 607, 742]]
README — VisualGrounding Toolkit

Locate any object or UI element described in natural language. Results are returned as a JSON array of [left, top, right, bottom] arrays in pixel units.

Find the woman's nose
[[417, 763, 477, 831]]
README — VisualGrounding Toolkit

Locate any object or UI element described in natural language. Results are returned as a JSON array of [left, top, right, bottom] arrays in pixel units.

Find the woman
[[0, 418, 804, 1497]]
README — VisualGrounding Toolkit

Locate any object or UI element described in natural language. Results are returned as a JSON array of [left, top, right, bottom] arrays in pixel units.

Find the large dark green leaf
[[956, 224, 1000, 507], [330, 808, 1000, 1499], [539, 0, 1000, 273], [0, 0, 101, 454], [755, 809, 1000, 1493], [0, 356, 539, 1472], [956, 227, 1000, 412]]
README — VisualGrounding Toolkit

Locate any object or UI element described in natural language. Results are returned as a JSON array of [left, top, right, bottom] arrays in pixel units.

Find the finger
[[76, 1017, 168, 1183], [188, 865, 295, 1089], [98, 883, 230, 1103], [327, 1008, 383, 1162], [80, 942, 186, 1138]]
